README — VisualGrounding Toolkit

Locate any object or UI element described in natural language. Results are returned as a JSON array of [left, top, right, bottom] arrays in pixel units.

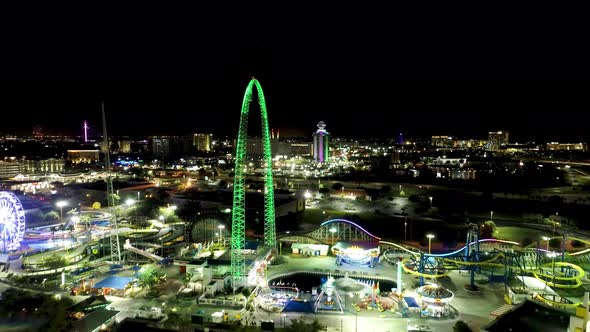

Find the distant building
[[19, 158, 64, 174], [546, 142, 587, 152], [151, 136, 170, 158], [246, 137, 264, 157], [0, 159, 20, 178], [100, 141, 109, 154], [117, 140, 132, 153], [431, 136, 453, 148], [488, 130, 510, 151], [313, 121, 330, 163], [193, 133, 212, 152], [397, 132, 404, 145], [150, 136, 193, 158], [67, 150, 100, 164], [290, 142, 313, 156], [32, 125, 44, 138]]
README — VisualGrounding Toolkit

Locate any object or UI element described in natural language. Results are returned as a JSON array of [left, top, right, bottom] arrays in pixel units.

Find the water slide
[[123, 239, 164, 262]]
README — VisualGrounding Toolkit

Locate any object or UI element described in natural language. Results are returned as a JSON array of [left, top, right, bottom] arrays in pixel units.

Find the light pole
[[218, 225, 225, 245], [126, 198, 135, 207], [542, 236, 550, 251], [126, 198, 136, 221], [404, 218, 408, 241], [428, 196, 433, 209], [329, 227, 337, 245], [56, 201, 68, 223], [490, 210, 494, 221], [427, 234, 435, 254]]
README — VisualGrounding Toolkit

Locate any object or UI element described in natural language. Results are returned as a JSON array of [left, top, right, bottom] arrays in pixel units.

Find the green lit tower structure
[[231, 78, 276, 289]]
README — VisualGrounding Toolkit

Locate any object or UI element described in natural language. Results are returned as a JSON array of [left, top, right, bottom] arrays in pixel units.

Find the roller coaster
[[278, 218, 590, 308]]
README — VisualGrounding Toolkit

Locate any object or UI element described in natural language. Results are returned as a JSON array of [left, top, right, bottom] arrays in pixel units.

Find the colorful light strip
[[320, 219, 381, 240]]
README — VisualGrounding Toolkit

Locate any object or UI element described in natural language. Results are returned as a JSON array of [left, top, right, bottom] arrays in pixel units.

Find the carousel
[[415, 283, 454, 318]]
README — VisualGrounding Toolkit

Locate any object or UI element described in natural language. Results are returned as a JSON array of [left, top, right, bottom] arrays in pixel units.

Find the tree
[[42, 254, 68, 269], [43, 211, 60, 221], [179, 199, 202, 219], [479, 220, 496, 239], [0, 289, 73, 331], [182, 272, 193, 287], [107, 193, 121, 205], [288, 319, 325, 332], [138, 266, 164, 290], [453, 320, 472, 332]]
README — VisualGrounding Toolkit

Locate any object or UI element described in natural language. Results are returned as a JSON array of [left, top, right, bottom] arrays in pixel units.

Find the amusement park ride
[[230, 78, 277, 290], [0, 191, 26, 253], [102, 102, 121, 263]]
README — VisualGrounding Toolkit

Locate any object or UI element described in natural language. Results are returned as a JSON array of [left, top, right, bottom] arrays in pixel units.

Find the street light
[[490, 210, 494, 221], [218, 225, 225, 245], [329, 227, 337, 245], [404, 218, 408, 241], [428, 196, 433, 209], [426, 234, 435, 254], [304, 190, 312, 199], [126, 198, 135, 207], [56, 201, 68, 223], [542, 236, 550, 251]]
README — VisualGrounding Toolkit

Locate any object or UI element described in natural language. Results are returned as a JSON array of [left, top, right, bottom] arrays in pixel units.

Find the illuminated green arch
[[231, 78, 276, 285]]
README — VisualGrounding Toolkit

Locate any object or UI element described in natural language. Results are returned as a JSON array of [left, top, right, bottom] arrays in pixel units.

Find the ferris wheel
[[0, 191, 26, 252]]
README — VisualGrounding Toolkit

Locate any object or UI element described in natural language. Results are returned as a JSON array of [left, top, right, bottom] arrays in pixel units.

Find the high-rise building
[[488, 131, 510, 151], [118, 140, 132, 153], [150, 136, 195, 158], [313, 121, 330, 163], [193, 133, 212, 152], [150, 136, 170, 158]]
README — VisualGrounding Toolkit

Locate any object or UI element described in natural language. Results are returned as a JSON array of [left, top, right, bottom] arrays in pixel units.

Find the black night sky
[[1, 9, 588, 142]]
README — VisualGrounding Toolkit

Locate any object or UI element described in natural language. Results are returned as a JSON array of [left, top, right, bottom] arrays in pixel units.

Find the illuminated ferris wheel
[[0, 191, 26, 252]]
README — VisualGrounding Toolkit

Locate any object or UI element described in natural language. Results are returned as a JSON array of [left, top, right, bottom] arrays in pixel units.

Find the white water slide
[[123, 239, 163, 262]]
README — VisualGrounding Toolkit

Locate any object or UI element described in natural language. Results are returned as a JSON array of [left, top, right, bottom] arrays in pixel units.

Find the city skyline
[[0, 80, 588, 143]]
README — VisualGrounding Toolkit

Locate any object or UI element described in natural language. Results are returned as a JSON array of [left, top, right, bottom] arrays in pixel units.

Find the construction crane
[[102, 102, 121, 262]]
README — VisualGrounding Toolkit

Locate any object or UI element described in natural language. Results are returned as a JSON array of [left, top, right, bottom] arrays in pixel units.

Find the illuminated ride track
[[277, 218, 590, 307], [393, 232, 589, 308]]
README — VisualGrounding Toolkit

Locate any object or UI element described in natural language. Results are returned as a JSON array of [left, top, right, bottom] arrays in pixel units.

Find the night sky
[[1, 9, 588, 142]]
